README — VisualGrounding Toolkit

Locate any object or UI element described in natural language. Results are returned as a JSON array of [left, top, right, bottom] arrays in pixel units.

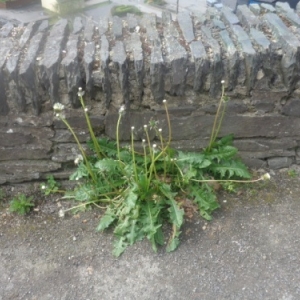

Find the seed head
[[53, 102, 65, 112], [78, 87, 85, 97], [119, 105, 125, 115], [58, 209, 65, 218], [262, 173, 271, 180]]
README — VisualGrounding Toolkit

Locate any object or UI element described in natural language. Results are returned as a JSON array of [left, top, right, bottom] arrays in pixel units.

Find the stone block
[[100, 35, 111, 107], [236, 5, 259, 31], [261, 3, 276, 13], [130, 32, 144, 101], [37, 20, 49, 32], [221, 6, 240, 25], [231, 25, 257, 92], [19, 32, 45, 113], [275, 1, 292, 13], [99, 17, 109, 36], [83, 41, 95, 95], [263, 13, 300, 91], [150, 43, 165, 102], [177, 12, 195, 43], [212, 19, 226, 30], [61, 34, 81, 107], [282, 99, 300, 117], [201, 26, 222, 96], [84, 19, 95, 42], [141, 14, 159, 43], [249, 4, 260, 15], [73, 17, 83, 34], [0, 160, 61, 183], [127, 13, 138, 31], [165, 35, 187, 96], [19, 22, 38, 48], [190, 40, 209, 92], [268, 157, 293, 169], [0, 22, 14, 38], [112, 41, 129, 106], [282, 10, 300, 27], [40, 19, 69, 107], [112, 16, 123, 39], [219, 30, 238, 89]]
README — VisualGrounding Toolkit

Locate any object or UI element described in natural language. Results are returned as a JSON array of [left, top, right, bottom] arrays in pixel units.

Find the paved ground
[[1, 167, 300, 299]]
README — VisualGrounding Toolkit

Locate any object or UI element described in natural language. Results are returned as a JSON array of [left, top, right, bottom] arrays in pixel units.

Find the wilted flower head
[[74, 154, 83, 165], [119, 105, 125, 115], [53, 102, 65, 112], [58, 209, 65, 218], [78, 87, 85, 97], [261, 173, 271, 180]]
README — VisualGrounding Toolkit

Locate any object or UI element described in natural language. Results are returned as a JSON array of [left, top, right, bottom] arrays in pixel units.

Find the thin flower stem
[[131, 130, 138, 181], [79, 96, 103, 159], [116, 113, 122, 161], [208, 84, 225, 151], [163, 101, 172, 147], [60, 117, 96, 183], [190, 177, 266, 183]]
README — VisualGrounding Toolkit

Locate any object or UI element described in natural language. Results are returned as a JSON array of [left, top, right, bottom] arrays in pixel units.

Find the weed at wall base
[[43, 84, 270, 257]]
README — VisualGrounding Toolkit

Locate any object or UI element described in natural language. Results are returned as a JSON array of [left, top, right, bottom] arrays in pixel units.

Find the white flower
[[58, 209, 65, 218], [84, 107, 88, 112], [41, 185, 46, 190], [78, 87, 85, 97], [143, 124, 147, 129], [74, 154, 83, 165], [142, 139, 146, 143], [158, 128, 162, 132], [153, 144, 157, 148], [262, 173, 271, 180], [163, 99, 167, 103], [221, 80, 225, 84], [53, 102, 65, 112], [131, 126, 135, 131], [119, 105, 125, 115]]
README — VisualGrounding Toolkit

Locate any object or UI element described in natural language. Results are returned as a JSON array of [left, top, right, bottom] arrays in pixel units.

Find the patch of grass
[[111, 5, 142, 17], [9, 194, 34, 215]]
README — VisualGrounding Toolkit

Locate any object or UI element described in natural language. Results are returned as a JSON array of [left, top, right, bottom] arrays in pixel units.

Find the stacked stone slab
[[1, 5, 300, 183]]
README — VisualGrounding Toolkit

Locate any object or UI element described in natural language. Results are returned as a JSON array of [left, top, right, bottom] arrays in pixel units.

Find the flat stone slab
[[84, 19, 95, 42], [236, 5, 259, 31], [73, 17, 83, 34], [19, 22, 38, 49], [221, 6, 240, 26], [177, 12, 195, 43], [112, 16, 123, 39], [99, 17, 109, 36], [40, 19, 69, 70]]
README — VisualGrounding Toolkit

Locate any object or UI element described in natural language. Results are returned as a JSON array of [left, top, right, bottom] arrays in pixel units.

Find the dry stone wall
[[1, 3, 300, 184]]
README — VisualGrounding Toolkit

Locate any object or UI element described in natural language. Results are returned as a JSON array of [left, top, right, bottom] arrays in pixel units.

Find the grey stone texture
[[0, 7, 300, 183]]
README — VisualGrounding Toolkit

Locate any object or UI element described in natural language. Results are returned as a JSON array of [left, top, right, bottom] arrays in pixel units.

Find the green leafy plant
[[40, 175, 62, 195], [54, 83, 270, 256], [287, 169, 298, 178], [9, 194, 34, 215], [111, 5, 142, 17]]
